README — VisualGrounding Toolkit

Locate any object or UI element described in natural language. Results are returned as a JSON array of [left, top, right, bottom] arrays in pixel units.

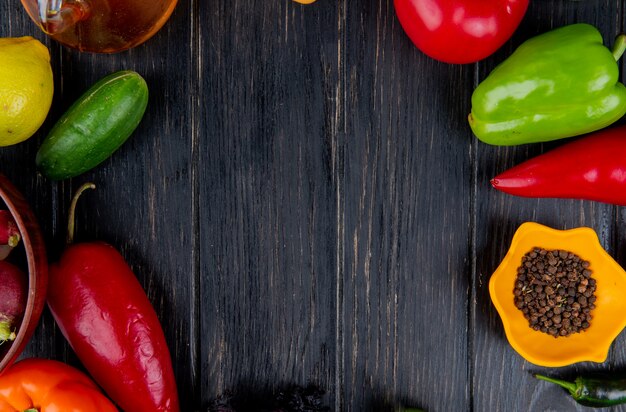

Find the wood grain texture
[[198, 0, 340, 407], [341, 0, 473, 410], [4, 0, 626, 411], [1, 0, 198, 409]]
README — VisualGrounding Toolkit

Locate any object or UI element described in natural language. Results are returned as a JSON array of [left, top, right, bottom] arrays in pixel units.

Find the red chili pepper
[[491, 125, 626, 205], [393, 0, 529, 64], [46, 183, 180, 412]]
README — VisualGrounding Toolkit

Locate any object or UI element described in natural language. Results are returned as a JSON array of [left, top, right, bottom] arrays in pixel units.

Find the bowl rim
[[0, 174, 48, 374]]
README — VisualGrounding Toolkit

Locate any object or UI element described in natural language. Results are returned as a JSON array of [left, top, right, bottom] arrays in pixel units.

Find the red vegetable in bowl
[[0, 261, 27, 344], [0, 210, 20, 260], [47, 183, 180, 411], [393, 0, 529, 64], [491, 125, 626, 205]]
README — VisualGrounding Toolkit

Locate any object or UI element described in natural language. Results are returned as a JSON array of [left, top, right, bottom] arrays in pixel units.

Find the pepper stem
[[612, 34, 626, 61], [23, 409, 39, 412], [67, 183, 96, 245], [534, 374, 577, 395]]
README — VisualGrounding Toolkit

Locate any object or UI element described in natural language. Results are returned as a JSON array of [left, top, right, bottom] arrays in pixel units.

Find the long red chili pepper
[[46, 183, 180, 411], [491, 125, 626, 205]]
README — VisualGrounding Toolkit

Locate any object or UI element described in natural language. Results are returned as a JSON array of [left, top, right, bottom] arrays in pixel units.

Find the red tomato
[[394, 0, 529, 64]]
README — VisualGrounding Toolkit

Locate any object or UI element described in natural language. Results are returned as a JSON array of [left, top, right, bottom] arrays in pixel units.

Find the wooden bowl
[[0, 174, 47, 374]]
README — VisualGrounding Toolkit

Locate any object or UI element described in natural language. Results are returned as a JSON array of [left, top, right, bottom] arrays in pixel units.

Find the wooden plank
[[341, 0, 473, 410], [62, 5, 199, 408], [198, 0, 340, 407], [472, 2, 624, 411], [0, 1, 64, 363], [1, 0, 199, 409]]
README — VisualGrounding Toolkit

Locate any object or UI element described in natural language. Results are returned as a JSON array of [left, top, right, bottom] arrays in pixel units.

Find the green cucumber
[[36, 70, 148, 180]]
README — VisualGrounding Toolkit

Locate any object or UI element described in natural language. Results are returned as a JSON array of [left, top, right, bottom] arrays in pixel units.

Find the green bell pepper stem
[[612, 34, 626, 60]]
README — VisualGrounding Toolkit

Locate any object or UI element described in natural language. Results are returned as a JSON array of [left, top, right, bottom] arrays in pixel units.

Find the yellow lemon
[[0, 36, 53, 146], [293, 0, 316, 3]]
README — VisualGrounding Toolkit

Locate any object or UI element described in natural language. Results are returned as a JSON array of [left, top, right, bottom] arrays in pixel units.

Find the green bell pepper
[[468, 23, 626, 146]]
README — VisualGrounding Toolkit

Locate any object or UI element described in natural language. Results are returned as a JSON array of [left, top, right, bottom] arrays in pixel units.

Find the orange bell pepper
[[0, 358, 117, 412]]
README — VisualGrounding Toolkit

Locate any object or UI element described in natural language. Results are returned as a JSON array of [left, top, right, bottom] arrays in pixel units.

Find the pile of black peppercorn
[[513, 247, 596, 338]]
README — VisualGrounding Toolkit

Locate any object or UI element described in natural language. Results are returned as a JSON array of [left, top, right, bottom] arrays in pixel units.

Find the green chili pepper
[[535, 373, 626, 407], [468, 23, 626, 146]]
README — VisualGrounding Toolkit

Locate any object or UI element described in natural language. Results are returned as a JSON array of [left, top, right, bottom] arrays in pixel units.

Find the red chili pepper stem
[[612, 34, 626, 61], [66, 183, 96, 245]]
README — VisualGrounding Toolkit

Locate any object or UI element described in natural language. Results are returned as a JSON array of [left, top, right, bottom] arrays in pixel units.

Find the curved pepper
[[491, 125, 626, 205], [469, 23, 626, 146], [535, 374, 626, 407], [0, 358, 117, 412], [47, 184, 179, 411]]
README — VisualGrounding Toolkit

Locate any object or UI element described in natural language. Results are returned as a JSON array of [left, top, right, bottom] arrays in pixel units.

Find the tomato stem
[[67, 183, 96, 245], [612, 34, 626, 61]]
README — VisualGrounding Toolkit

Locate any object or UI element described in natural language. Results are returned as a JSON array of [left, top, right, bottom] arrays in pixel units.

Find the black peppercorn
[[513, 248, 597, 337]]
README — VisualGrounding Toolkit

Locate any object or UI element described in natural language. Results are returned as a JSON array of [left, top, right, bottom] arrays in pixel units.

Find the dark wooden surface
[[3, 0, 626, 411]]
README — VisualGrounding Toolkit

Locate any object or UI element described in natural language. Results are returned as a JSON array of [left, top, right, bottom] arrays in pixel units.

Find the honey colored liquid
[[34, 0, 177, 53]]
